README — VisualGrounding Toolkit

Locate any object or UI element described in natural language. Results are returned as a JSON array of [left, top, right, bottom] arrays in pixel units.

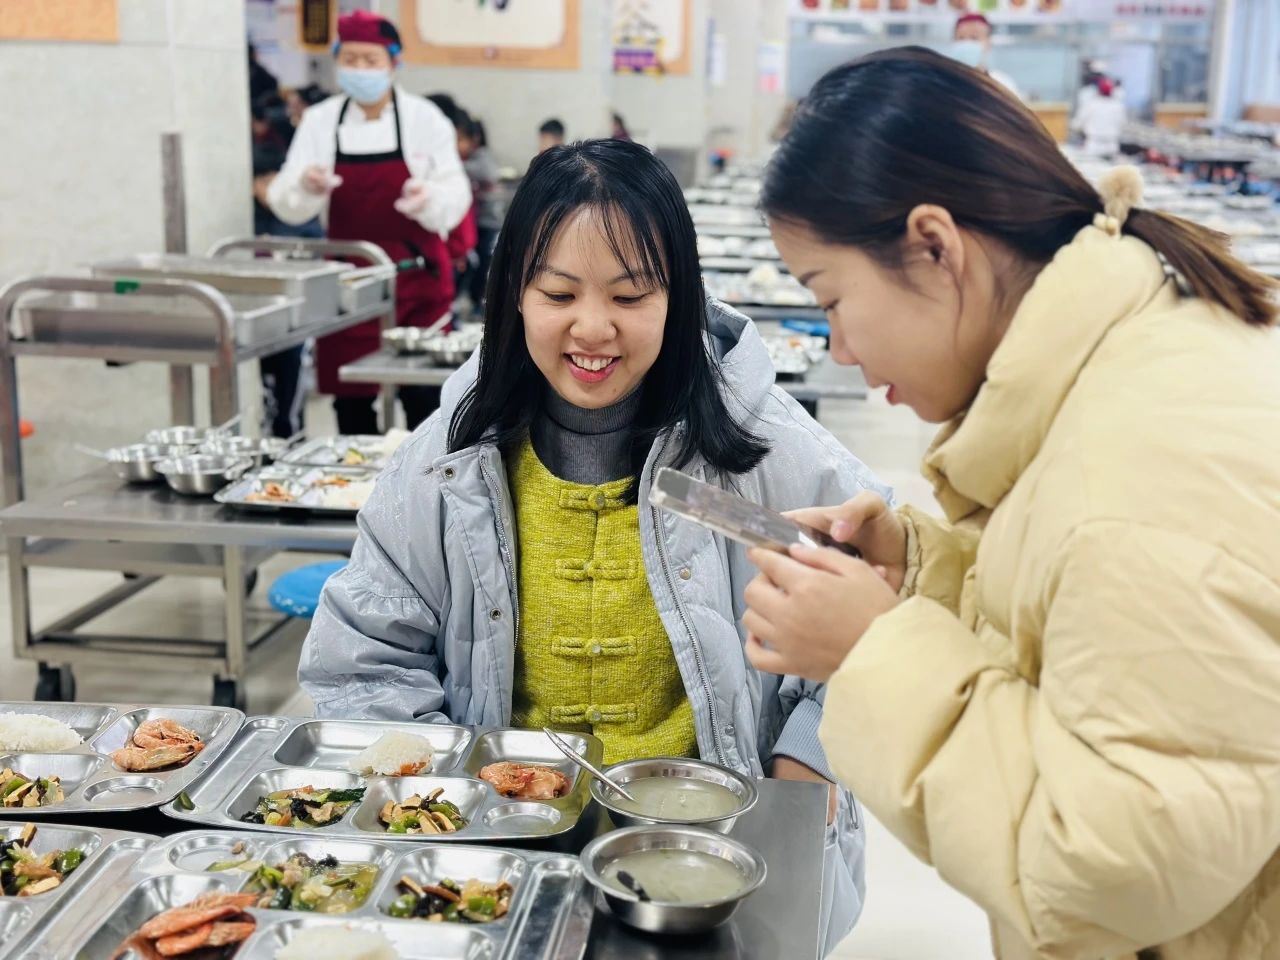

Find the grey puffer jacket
[[300, 300, 891, 953]]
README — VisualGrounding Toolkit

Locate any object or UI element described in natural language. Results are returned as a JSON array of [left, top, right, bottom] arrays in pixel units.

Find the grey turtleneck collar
[[529, 387, 642, 485]]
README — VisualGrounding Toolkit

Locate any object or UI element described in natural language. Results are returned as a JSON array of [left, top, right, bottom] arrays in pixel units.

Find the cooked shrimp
[[132, 719, 203, 750], [136, 892, 256, 938], [111, 744, 201, 772]]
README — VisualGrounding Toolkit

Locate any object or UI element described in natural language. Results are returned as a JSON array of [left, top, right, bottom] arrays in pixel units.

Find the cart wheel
[[245, 570, 259, 596], [212, 677, 247, 711], [34, 664, 76, 702]]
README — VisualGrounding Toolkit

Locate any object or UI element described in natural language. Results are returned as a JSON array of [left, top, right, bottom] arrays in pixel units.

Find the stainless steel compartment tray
[[214, 464, 380, 516], [17, 828, 591, 960], [0, 822, 154, 960], [279, 434, 405, 470], [164, 717, 603, 845], [340, 268, 393, 313], [92, 254, 348, 328], [0, 702, 244, 817], [15, 291, 300, 349]]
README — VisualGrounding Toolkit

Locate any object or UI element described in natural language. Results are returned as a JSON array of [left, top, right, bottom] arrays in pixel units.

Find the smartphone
[[650, 468, 860, 557]]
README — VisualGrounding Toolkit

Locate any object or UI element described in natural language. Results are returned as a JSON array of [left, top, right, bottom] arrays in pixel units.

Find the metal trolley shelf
[[0, 237, 394, 709]]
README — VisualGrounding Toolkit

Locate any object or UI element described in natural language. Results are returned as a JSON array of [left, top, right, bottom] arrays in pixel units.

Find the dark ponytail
[[1124, 208, 1274, 326], [762, 47, 1276, 327]]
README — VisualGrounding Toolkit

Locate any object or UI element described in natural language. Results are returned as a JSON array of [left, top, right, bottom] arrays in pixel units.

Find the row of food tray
[[0, 702, 770, 958]]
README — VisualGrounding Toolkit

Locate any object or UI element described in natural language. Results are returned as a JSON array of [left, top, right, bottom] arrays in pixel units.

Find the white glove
[[394, 178, 430, 218], [301, 165, 343, 195]]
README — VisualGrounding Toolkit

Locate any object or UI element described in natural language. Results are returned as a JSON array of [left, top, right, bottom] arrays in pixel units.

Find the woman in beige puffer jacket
[[744, 48, 1280, 960]]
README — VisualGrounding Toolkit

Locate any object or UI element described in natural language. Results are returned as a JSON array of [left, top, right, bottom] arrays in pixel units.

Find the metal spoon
[[541, 727, 639, 804], [616, 870, 651, 902], [210, 413, 243, 436], [74, 444, 112, 460]]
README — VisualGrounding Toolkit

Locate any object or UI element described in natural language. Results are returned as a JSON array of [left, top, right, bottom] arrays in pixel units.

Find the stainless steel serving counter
[[339, 341, 867, 414], [0, 468, 356, 550], [0, 238, 392, 708], [0, 469, 358, 708]]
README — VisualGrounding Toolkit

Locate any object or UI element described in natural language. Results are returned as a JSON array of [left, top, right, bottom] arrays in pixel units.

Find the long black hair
[[448, 139, 768, 500], [762, 48, 1275, 327]]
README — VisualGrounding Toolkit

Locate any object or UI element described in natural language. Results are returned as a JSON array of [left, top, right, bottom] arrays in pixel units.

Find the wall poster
[[399, 0, 581, 69], [0, 0, 118, 42], [611, 0, 694, 76]]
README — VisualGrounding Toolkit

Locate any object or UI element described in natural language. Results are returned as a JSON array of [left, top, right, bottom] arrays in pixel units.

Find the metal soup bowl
[[590, 757, 758, 833], [154, 455, 251, 497], [145, 425, 211, 447], [200, 435, 287, 462], [104, 443, 184, 484], [580, 825, 767, 935]]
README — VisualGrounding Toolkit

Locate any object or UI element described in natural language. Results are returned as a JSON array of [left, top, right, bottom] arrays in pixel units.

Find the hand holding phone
[[649, 468, 861, 557]]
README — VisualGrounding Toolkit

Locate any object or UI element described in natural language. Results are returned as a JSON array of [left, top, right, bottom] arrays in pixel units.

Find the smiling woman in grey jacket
[[300, 140, 890, 953]]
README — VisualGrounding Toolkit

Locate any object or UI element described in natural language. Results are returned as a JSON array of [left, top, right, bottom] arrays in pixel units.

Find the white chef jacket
[[1073, 95, 1127, 158], [267, 85, 471, 237]]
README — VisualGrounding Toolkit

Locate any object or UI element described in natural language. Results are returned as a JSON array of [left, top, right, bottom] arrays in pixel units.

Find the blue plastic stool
[[268, 561, 346, 618]]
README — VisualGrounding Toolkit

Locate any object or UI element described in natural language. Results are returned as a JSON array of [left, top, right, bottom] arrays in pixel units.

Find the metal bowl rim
[[579, 824, 768, 908], [154, 455, 252, 476], [590, 756, 759, 825]]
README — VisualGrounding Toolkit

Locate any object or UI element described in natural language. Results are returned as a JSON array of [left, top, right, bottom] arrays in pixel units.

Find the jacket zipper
[[479, 454, 520, 643], [649, 433, 729, 767]]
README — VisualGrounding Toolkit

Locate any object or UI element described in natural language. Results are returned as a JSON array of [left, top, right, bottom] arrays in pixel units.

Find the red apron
[[317, 92, 455, 397]]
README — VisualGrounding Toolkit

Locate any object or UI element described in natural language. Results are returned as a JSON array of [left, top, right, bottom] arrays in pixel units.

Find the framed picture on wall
[[611, 0, 694, 76], [398, 0, 581, 69], [0, 0, 118, 42]]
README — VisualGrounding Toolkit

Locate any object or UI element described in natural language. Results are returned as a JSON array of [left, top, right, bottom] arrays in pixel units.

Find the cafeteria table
[[59, 775, 832, 960]]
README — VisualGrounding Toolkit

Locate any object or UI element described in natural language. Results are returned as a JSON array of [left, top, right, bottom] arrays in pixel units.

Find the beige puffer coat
[[820, 222, 1280, 959]]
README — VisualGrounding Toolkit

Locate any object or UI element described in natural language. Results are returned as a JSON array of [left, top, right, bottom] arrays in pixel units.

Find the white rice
[[275, 926, 397, 960], [0, 712, 83, 752], [347, 731, 434, 777], [321, 480, 375, 511]]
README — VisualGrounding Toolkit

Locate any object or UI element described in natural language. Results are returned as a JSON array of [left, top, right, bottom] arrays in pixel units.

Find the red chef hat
[[336, 10, 402, 55], [954, 12, 993, 31]]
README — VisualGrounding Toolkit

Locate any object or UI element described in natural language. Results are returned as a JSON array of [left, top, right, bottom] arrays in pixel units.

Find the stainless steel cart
[[0, 237, 394, 709]]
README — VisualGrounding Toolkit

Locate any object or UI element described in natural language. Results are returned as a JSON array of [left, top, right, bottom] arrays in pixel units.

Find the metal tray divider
[[0, 701, 245, 817], [162, 720, 604, 846], [0, 825, 156, 960], [215, 464, 379, 516], [280, 435, 390, 470], [18, 829, 589, 960], [168, 716, 294, 816]]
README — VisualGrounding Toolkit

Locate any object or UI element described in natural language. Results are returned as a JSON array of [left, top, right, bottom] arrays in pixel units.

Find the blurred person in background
[[1072, 76, 1127, 158], [426, 95, 482, 317], [538, 117, 566, 153], [267, 10, 471, 434], [285, 83, 329, 128], [610, 111, 633, 142], [457, 114, 502, 313], [248, 43, 277, 102], [248, 72, 319, 441], [948, 13, 1020, 98]]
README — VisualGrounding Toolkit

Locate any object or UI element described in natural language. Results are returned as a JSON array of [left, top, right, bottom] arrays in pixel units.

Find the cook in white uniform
[[1072, 78, 1127, 158], [265, 10, 471, 433], [948, 13, 1021, 100]]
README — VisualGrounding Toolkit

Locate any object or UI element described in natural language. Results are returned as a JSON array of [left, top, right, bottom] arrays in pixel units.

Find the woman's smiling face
[[520, 206, 669, 409]]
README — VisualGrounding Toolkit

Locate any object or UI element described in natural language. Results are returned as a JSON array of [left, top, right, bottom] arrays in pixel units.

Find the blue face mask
[[943, 40, 986, 70], [337, 67, 392, 104]]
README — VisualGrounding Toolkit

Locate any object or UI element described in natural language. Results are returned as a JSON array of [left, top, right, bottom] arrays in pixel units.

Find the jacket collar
[[924, 224, 1175, 521]]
